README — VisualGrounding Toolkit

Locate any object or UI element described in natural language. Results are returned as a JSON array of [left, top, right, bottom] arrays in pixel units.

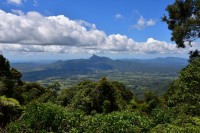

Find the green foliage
[[165, 57, 200, 115], [150, 123, 200, 133], [0, 77, 15, 97], [78, 111, 153, 133], [102, 100, 111, 114], [0, 96, 22, 127], [139, 91, 161, 114], [13, 82, 58, 105], [162, 0, 200, 48], [0, 55, 21, 79], [0, 54, 22, 98], [151, 107, 177, 124], [58, 80, 96, 103], [127, 99, 138, 110], [189, 50, 200, 62], [7, 102, 84, 133], [6, 104, 154, 133], [58, 78, 134, 114], [150, 116, 200, 132], [10, 68, 22, 79], [0, 54, 24, 128], [36, 89, 58, 103], [6, 102, 200, 133], [0, 95, 20, 108], [0, 54, 11, 77], [47, 81, 61, 91]]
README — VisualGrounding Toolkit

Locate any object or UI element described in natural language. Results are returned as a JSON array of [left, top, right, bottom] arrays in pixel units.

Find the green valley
[[12, 55, 187, 98]]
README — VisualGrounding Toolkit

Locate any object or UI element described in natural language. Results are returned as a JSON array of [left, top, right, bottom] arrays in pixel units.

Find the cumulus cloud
[[0, 10, 106, 46], [133, 16, 156, 30], [114, 13, 124, 19], [0, 10, 194, 55], [7, 0, 22, 5]]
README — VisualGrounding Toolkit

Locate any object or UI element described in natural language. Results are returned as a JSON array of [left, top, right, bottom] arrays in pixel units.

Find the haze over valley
[[12, 54, 188, 98]]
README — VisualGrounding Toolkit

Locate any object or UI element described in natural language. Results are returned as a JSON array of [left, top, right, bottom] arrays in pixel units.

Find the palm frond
[[0, 95, 20, 107]]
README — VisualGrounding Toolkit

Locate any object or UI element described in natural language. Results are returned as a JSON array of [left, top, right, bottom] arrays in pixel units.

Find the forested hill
[[12, 54, 188, 81]]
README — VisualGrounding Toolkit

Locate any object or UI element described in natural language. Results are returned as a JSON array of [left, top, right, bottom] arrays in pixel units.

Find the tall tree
[[162, 0, 200, 48], [0, 54, 11, 77]]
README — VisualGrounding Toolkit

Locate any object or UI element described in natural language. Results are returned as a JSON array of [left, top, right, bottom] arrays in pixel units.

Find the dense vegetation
[[1, 53, 200, 132]]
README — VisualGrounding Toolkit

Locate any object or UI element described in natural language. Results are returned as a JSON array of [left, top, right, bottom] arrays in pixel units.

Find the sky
[[0, 0, 199, 61]]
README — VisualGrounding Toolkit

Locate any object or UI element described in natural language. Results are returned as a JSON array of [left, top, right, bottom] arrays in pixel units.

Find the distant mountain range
[[12, 54, 188, 81]]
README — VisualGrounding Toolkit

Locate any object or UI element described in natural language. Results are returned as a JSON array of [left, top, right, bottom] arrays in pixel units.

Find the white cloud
[[0, 10, 106, 46], [147, 19, 156, 26], [134, 16, 145, 30], [7, 0, 38, 6], [0, 10, 195, 55], [133, 16, 156, 30], [114, 13, 124, 19], [0, 38, 193, 55], [7, 0, 22, 5]]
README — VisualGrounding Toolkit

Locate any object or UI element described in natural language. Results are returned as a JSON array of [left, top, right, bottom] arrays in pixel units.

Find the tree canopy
[[165, 57, 200, 115], [162, 0, 200, 48]]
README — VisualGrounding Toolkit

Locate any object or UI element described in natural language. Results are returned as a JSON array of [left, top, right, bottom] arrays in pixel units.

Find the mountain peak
[[90, 54, 99, 59], [89, 54, 111, 61]]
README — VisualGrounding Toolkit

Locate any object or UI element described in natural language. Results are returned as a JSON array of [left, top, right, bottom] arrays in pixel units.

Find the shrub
[[79, 111, 154, 133], [7, 102, 84, 133]]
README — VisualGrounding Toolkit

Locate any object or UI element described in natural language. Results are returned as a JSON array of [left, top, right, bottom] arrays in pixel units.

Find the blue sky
[[0, 0, 198, 61]]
